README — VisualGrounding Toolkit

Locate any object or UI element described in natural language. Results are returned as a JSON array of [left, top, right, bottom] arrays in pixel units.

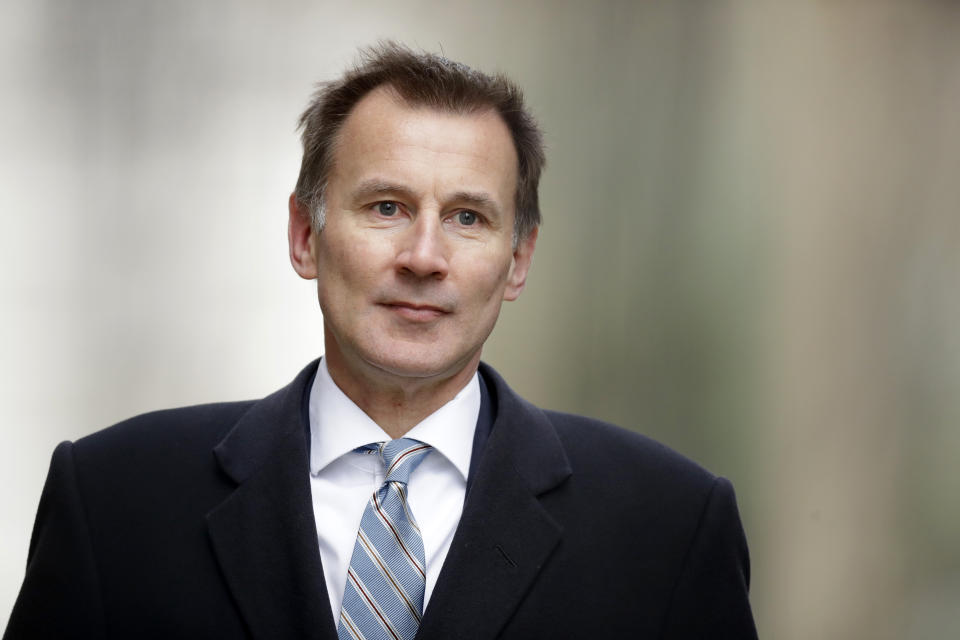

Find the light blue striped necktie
[[337, 438, 433, 640]]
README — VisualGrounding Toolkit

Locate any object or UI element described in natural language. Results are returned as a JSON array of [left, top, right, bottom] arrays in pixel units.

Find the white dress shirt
[[308, 358, 479, 620]]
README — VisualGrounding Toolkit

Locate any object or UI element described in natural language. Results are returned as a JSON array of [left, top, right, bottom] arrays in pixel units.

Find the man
[[6, 43, 757, 639]]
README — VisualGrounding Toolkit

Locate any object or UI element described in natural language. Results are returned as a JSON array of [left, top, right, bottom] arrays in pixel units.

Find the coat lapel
[[417, 364, 572, 640], [207, 361, 338, 640]]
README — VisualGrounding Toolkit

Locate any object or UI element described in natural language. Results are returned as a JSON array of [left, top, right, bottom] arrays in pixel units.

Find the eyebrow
[[349, 178, 503, 217], [349, 179, 414, 202], [449, 190, 499, 213]]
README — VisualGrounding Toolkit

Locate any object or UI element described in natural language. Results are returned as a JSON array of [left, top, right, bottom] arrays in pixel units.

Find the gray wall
[[3, 1, 959, 637]]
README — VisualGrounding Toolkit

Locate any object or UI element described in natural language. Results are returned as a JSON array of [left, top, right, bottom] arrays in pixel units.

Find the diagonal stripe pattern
[[337, 438, 433, 640]]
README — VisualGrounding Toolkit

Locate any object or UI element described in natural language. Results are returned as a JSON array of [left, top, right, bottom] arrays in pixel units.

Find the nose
[[395, 215, 449, 279]]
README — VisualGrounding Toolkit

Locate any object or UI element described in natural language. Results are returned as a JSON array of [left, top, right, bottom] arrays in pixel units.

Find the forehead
[[328, 87, 518, 204]]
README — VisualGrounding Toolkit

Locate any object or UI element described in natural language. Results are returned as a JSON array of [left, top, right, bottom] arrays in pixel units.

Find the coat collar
[[417, 362, 572, 639], [207, 359, 338, 640], [206, 359, 571, 640]]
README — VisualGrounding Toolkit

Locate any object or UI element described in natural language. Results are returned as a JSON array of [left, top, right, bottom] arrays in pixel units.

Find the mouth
[[381, 301, 451, 322]]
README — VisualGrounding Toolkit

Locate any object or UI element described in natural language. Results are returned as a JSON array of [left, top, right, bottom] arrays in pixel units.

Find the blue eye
[[457, 211, 477, 226], [377, 202, 398, 216]]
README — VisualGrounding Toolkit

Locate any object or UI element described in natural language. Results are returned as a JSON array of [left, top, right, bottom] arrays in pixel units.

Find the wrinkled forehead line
[[336, 83, 516, 156]]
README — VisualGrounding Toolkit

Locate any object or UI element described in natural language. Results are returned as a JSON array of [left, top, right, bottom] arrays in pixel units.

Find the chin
[[364, 346, 477, 382], [370, 358, 458, 381]]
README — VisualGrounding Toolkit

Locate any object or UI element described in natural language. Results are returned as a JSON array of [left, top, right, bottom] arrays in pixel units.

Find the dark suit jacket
[[6, 360, 757, 639]]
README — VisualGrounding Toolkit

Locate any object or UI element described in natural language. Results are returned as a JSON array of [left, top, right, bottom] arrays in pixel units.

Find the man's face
[[291, 87, 536, 388]]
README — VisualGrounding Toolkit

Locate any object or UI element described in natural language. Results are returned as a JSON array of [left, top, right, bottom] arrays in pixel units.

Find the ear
[[503, 226, 538, 301], [288, 193, 318, 280]]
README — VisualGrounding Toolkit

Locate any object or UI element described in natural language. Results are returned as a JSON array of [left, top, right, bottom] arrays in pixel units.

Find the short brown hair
[[294, 42, 545, 242]]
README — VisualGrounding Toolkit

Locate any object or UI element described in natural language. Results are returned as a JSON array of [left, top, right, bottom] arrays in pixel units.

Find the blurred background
[[2, 0, 958, 637]]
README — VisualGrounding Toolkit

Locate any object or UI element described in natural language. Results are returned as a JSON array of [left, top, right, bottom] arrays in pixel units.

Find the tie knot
[[376, 438, 432, 485]]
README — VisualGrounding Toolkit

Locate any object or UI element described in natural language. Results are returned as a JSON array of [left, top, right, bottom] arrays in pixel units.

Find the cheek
[[316, 235, 385, 300], [465, 259, 513, 307], [315, 237, 352, 303]]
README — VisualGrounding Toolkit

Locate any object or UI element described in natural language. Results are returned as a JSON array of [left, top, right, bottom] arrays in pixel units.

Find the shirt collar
[[309, 358, 479, 481]]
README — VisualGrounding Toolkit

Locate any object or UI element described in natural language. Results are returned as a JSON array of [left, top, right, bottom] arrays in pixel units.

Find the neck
[[324, 350, 480, 439]]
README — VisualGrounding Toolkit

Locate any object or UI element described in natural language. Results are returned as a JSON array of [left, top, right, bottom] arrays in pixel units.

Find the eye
[[376, 201, 398, 216], [456, 210, 478, 226]]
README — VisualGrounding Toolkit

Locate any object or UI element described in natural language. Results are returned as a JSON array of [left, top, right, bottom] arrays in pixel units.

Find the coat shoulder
[[503, 408, 757, 639], [69, 359, 319, 465], [70, 400, 258, 473], [541, 409, 717, 491]]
